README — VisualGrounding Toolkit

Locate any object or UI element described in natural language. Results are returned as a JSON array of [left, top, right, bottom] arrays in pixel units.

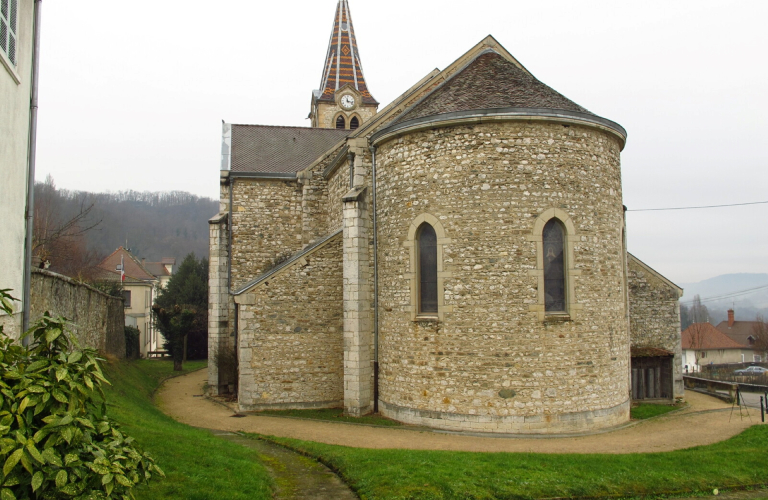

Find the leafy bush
[[123, 327, 140, 360], [0, 289, 163, 499]]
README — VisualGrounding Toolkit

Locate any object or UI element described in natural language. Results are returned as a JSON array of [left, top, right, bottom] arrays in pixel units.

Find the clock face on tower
[[340, 94, 356, 110]]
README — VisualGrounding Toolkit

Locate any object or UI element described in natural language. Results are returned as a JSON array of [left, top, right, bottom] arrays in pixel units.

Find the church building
[[208, 0, 683, 434]]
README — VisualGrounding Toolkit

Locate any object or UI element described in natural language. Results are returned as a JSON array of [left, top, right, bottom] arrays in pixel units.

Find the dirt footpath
[[156, 369, 762, 454]]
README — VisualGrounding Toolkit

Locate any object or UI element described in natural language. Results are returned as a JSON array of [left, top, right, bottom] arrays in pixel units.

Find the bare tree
[[684, 322, 710, 372], [751, 315, 768, 361], [33, 175, 102, 279]]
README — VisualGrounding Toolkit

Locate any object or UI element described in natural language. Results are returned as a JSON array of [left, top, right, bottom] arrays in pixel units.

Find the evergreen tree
[[152, 253, 208, 369]]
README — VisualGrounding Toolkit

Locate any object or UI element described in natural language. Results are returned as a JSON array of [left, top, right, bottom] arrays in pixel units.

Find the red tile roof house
[[681, 322, 758, 372], [97, 248, 174, 358], [714, 309, 765, 363]]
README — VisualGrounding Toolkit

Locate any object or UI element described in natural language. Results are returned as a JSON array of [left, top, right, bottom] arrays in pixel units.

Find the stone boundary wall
[[30, 269, 125, 357]]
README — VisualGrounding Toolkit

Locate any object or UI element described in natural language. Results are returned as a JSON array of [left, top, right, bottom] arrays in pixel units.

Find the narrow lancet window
[[350, 116, 360, 130], [336, 115, 346, 129], [418, 223, 438, 314], [543, 219, 566, 312]]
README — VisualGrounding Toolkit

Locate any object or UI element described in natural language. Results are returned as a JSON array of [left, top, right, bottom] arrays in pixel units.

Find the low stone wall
[[30, 269, 125, 357]]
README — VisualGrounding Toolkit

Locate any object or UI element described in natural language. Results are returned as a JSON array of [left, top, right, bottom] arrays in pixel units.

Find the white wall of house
[[124, 282, 162, 356], [682, 348, 760, 372], [0, 0, 35, 338]]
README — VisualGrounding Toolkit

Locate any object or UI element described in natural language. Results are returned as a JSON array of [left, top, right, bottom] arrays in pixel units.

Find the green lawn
[[100, 359, 273, 500], [630, 403, 683, 420], [258, 407, 402, 426], [101, 359, 768, 500], [261, 426, 768, 499]]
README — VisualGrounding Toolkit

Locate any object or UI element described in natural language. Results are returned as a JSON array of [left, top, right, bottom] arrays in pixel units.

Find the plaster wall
[[0, 0, 34, 325], [682, 348, 759, 372], [374, 121, 630, 433]]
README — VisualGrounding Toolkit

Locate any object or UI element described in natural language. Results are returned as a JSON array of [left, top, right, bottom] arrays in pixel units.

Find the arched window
[[336, 115, 346, 130], [543, 218, 566, 312], [418, 223, 438, 314], [349, 116, 360, 130]]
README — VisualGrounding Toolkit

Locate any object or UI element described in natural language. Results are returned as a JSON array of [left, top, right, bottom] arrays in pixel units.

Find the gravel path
[[156, 369, 763, 454]]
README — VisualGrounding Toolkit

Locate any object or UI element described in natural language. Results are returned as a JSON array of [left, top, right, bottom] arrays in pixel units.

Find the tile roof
[[394, 51, 593, 124], [630, 346, 674, 358], [315, 0, 377, 105], [97, 247, 158, 282], [714, 320, 761, 347], [231, 125, 349, 174], [682, 323, 745, 350]]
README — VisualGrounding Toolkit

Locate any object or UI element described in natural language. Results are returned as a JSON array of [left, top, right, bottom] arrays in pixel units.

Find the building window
[[418, 223, 438, 314], [700, 351, 706, 359], [336, 115, 346, 129], [543, 218, 566, 312], [405, 213, 452, 321], [529, 208, 581, 321], [123, 290, 132, 308], [350, 116, 360, 130], [755, 355, 762, 363], [0, 0, 17, 65]]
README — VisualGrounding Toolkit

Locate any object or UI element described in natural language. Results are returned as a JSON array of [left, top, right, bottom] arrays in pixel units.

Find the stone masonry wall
[[30, 269, 125, 357], [236, 234, 344, 410], [230, 178, 304, 291], [374, 121, 629, 433], [627, 255, 684, 398]]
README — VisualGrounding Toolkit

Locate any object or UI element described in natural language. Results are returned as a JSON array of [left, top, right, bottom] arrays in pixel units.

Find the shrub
[[123, 327, 140, 360], [0, 289, 163, 499]]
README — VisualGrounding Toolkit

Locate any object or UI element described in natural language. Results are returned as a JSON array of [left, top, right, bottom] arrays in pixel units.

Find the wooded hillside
[[35, 177, 219, 271]]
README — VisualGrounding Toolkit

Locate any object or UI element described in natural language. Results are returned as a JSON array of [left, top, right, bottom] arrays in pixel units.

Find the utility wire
[[680, 284, 768, 305], [627, 200, 768, 212]]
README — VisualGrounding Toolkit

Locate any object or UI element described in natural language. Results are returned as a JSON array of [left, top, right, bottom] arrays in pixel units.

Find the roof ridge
[[231, 123, 350, 132]]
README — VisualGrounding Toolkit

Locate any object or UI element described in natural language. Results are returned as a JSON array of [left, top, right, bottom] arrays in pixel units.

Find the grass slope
[[265, 426, 768, 500], [100, 360, 272, 500], [630, 403, 682, 420]]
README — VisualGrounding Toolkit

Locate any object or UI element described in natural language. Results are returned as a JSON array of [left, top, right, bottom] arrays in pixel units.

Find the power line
[[680, 284, 768, 305], [627, 200, 768, 212]]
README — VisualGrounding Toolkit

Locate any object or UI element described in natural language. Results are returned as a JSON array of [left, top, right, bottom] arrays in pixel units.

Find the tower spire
[[315, 0, 377, 106]]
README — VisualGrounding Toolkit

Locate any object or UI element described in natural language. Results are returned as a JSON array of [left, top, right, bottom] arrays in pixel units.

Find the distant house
[[681, 322, 756, 371], [714, 309, 764, 362], [97, 248, 174, 357], [142, 257, 176, 291]]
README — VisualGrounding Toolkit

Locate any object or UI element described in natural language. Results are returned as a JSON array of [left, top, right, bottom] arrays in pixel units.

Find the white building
[[0, 0, 38, 338]]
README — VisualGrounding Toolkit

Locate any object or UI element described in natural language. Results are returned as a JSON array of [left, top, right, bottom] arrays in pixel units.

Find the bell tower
[[309, 0, 378, 130]]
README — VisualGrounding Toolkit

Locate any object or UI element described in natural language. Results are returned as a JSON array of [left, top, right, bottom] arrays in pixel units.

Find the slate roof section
[[315, 0, 377, 105], [231, 125, 349, 174], [714, 320, 760, 347], [144, 262, 170, 277], [395, 51, 594, 124], [681, 323, 745, 350]]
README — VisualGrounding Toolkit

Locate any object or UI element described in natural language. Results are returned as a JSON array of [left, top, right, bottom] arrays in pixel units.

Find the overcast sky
[[35, 1, 768, 284]]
